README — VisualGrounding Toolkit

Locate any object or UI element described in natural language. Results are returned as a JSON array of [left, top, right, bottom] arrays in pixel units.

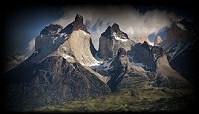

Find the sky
[[4, 6, 62, 56], [4, 4, 186, 57]]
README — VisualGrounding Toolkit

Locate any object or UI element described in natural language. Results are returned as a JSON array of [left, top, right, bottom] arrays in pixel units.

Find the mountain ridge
[[3, 14, 196, 111]]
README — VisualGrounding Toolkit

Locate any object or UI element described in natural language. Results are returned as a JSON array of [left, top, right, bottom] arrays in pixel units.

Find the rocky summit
[[98, 23, 135, 60], [61, 14, 89, 34]]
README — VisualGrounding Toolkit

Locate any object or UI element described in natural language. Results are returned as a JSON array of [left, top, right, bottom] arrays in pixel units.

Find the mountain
[[3, 14, 110, 111], [154, 55, 190, 88], [2, 14, 196, 112], [98, 23, 135, 60], [160, 20, 198, 83], [127, 41, 156, 71], [127, 41, 190, 88], [35, 14, 99, 66], [4, 56, 110, 110], [106, 48, 128, 92]]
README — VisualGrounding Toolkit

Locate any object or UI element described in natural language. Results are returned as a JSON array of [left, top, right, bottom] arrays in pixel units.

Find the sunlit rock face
[[68, 30, 99, 66], [98, 23, 135, 60], [154, 55, 190, 88], [34, 14, 99, 66]]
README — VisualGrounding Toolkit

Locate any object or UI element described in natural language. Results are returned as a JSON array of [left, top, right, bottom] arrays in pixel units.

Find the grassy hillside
[[26, 80, 194, 112]]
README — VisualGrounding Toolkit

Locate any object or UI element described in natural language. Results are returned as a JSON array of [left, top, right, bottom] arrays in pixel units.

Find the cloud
[[26, 38, 35, 56], [53, 5, 182, 50]]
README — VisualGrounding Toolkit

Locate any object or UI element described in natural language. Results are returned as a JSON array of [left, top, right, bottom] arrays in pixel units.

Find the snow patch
[[60, 33, 68, 37], [33, 51, 39, 54], [52, 37, 58, 44], [57, 28, 62, 33], [81, 30, 89, 36], [62, 54, 73, 60], [113, 32, 128, 42], [176, 23, 185, 30], [132, 62, 146, 68], [82, 60, 102, 67], [94, 53, 103, 62]]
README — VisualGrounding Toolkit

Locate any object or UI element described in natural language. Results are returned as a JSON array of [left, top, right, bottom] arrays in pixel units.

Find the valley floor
[[24, 76, 195, 112]]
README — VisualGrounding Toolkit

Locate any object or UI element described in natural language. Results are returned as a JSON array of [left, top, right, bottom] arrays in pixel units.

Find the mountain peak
[[101, 23, 129, 40], [112, 23, 120, 32], [61, 14, 89, 34], [74, 14, 83, 25], [101, 26, 112, 37]]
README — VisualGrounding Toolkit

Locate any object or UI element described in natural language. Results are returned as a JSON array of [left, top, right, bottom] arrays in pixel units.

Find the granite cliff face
[[127, 41, 156, 71], [98, 23, 135, 60], [35, 14, 99, 66]]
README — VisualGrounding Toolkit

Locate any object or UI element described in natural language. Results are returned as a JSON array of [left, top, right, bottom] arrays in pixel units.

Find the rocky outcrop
[[90, 48, 128, 92], [61, 14, 89, 34], [34, 14, 99, 66], [98, 23, 135, 60], [107, 48, 128, 92], [35, 24, 65, 59], [151, 46, 164, 61], [127, 41, 156, 71]]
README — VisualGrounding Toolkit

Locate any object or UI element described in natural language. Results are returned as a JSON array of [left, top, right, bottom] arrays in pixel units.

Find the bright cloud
[[53, 5, 182, 50], [26, 38, 35, 56]]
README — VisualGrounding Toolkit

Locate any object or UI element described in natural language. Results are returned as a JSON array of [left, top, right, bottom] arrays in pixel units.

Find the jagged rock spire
[[112, 23, 120, 33], [61, 14, 89, 34], [117, 48, 127, 57], [74, 14, 83, 24], [101, 26, 112, 37], [108, 48, 128, 92], [101, 23, 129, 39]]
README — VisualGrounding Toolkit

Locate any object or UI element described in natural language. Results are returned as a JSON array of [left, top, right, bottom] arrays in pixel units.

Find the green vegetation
[[28, 84, 193, 112]]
